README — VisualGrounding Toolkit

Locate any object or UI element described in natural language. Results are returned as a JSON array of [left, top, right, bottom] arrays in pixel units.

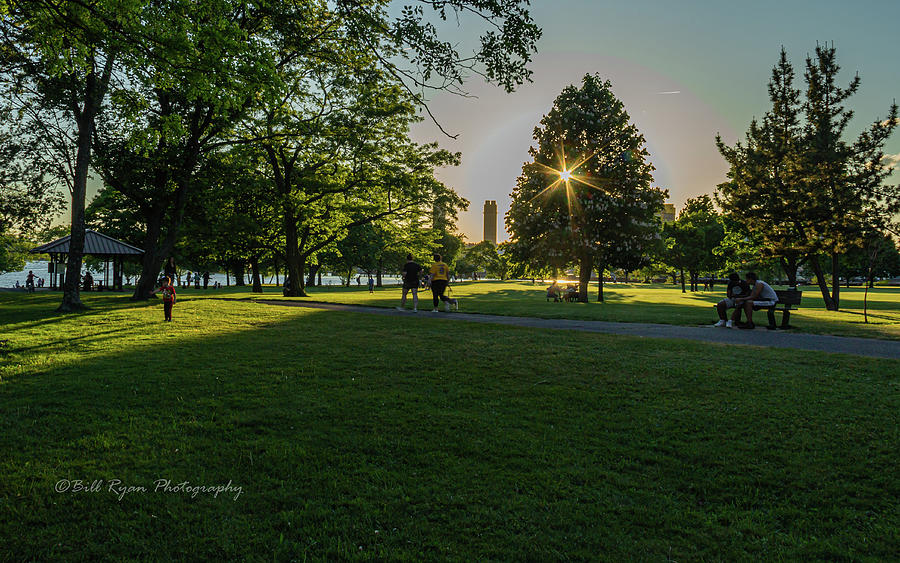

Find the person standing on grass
[[368, 275, 375, 293], [428, 253, 458, 312], [203, 271, 210, 290], [397, 254, 423, 312], [152, 277, 177, 322]]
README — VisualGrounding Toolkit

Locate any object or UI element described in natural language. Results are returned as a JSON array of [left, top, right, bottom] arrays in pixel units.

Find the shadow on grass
[[2, 300, 898, 559]]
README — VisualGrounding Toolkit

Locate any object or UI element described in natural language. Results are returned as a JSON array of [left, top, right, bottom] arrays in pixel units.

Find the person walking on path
[[428, 253, 458, 312], [397, 254, 423, 312], [152, 277, 177, 322]]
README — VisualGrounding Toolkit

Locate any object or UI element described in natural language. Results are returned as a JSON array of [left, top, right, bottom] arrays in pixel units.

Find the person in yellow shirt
[[428, 253, 458, 312]]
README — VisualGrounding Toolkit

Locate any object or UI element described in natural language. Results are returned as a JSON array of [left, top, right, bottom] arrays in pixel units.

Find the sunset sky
[[410, 0, 900, 242]]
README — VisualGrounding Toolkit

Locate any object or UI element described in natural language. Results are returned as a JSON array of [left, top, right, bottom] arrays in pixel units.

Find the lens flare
[[528, 142, 612, 209]]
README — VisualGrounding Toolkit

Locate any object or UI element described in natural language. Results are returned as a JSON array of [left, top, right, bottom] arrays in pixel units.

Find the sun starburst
[[529, 142, 611, 207]]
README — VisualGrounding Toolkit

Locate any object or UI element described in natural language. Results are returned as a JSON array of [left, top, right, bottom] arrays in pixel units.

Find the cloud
[[882, 153, 900, 170]]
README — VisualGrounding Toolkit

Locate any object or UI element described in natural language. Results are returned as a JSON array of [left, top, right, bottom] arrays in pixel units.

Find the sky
[[408, 0, 900, 243]]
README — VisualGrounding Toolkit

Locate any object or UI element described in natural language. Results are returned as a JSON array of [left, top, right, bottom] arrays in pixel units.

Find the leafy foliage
[[507, 74, 665, 301]]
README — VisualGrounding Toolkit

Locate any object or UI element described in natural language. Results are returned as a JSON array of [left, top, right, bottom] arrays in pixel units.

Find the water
[[1, 260, 52, 288], [1, 260, 404, 288]]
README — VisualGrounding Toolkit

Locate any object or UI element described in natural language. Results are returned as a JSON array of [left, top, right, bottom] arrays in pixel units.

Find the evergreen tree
[[717, 49, 811, 287], [800, 43, 898, 309], [718, 45, 898, 308]]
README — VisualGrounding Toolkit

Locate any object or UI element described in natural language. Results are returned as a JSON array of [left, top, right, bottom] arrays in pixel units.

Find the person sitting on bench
[[713, 272, 750, 328], [546, 280, 561, 302], [732, 272, 778, 330]]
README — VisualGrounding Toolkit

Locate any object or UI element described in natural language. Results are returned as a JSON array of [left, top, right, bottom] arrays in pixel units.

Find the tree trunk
[[376, 257, 383, 287], [282, 205, 307, 297], [808, 254, 837, 310], [232, 262, 245, 286], [831, 251, 840, 310], [864, 246, 879, 323], [298, 260, 307, 295], [577, 253, 593, 303], [680, 268, 686, 293], [780, 256, 799, 288], [250, 256, 263, 293], [689, 270, 698, 292], [58, 82, 102, 312], [596, 261, 606, 302], [132, 213, 165, 301], [306, 263, 320, 287]]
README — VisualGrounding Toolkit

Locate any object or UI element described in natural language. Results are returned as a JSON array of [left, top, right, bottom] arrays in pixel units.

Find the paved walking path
[[257, 300, 900, 360]]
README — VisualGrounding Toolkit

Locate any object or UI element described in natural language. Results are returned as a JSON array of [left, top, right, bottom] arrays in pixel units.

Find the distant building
[[658, 203, 676, 223], [483, 200, 498, 244]]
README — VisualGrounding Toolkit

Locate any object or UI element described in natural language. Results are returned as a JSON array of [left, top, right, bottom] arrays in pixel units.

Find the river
[[1, 260, 403, 289]]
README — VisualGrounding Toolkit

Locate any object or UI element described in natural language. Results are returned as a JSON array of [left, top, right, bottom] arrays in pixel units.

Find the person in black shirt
[[397, 254, 423, 312], [714, 272, 750, 327]]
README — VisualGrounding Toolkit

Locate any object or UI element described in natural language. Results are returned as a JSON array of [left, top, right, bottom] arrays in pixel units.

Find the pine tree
[[801, 43, 898, 309], [719, 45, 898, 308], [717, 48, 810, 287]]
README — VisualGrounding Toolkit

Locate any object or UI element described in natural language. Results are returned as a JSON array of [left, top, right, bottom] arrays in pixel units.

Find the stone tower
[[483, 200, 498, 244]]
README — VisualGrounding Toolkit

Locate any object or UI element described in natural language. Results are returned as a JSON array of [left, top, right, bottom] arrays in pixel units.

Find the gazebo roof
[[30, 229, 144, 256]]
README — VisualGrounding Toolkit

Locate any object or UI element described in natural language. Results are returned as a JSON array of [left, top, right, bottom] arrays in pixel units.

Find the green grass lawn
[[1, 292, 898, 560], [196, 280, 900, 340]]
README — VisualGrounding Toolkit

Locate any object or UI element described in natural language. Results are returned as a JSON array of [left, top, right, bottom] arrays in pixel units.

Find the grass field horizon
[[2, 291, 898, 559], [165, 280, 900, 341]]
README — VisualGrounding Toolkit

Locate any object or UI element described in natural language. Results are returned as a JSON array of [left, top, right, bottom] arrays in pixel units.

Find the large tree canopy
[[1, 0, 540, 306], [718, 45, 898, 309], [507, 74, 665, 302]]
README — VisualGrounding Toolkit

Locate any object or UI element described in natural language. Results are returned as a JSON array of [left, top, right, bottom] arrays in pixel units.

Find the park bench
[[755, 289, 802, 329]]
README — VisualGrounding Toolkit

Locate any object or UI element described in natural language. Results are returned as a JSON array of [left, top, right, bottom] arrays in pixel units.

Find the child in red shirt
[[153, 277, 177, 321]]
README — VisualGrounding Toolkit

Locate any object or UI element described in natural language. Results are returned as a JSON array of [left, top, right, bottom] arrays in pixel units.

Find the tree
[[457, 241, 503, 279], [662, 196, 725, 292], [717, 45, 898, 307], [800, 44, 897, 309], [253, 59, 463, 296], [717, 49, 812, 287], [1, 0, 130, 310], [507, 74, 665, 302], [836, 234, 899, 285]]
